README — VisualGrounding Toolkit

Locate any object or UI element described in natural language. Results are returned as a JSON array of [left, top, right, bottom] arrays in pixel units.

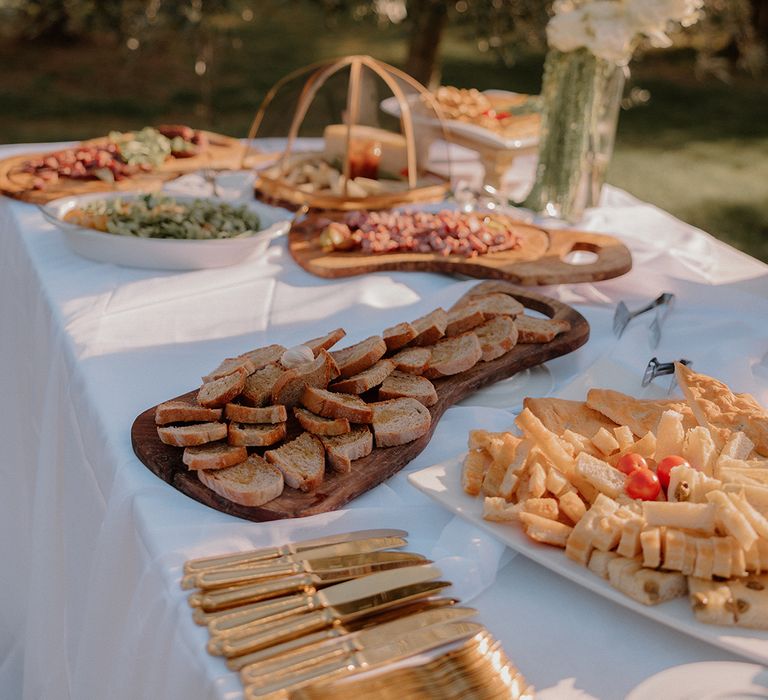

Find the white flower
[[626, 0, 703, 29], [547, 7, 591, 53], [582, 2, 636, 63]]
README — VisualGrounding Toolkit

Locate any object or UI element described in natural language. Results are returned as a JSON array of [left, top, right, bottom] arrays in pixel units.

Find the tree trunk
[[405, 0, 448, 88]]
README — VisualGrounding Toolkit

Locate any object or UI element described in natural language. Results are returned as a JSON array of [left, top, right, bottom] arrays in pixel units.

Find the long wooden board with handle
[[131, 281, 589, 521], [289, 215, 631, 286]]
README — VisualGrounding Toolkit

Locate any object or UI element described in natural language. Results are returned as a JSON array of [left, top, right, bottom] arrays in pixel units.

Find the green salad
[[64, 194, 262, 240]]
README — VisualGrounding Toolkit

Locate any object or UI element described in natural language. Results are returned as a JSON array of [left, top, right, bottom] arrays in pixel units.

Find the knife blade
[[239, 605, 477, 682], [183, 528, 408, 575], [243, 620, 484, 699], [183, 535, 408, 591], [192, 550, 426, 592], [192, 554, 429, 617], [215, 565, 445, 657], [226, 597, 460, 671]]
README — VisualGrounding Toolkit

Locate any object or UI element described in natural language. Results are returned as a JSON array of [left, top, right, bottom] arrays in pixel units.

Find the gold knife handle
[[183, 548, 282, 575], [194, 576, 314, 612], [221, 608, 336, 658], [243, 651, 361, 699], [195, 561, 302, 591], [207, 584, 318, 635], [227, 626, 345, 672]]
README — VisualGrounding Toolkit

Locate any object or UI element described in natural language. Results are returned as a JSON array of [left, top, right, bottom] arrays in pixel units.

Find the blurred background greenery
[[0, 0, 766, 261]]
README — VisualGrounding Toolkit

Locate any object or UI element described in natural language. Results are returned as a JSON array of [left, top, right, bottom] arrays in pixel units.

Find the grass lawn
[[1, 2, 766, 262]]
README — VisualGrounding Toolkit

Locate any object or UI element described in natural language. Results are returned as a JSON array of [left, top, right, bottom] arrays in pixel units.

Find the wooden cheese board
[[288, 214, 632, 286], [131, 281, 589, 522], [0, 130, 246, 204]]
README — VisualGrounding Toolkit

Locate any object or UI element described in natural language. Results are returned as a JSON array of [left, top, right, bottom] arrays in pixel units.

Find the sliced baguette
[[370, 397, 431, 447], [198, 367, 248, 408], [301, 386, 373, 423], [304, 328, 347, 355], [515, 315, 570, 343], [445, 303, 486, 336], [228, 422, 287, 447], [330, 336, 387, 378], [182, 441, 248, 470], [379, 370, 437, 407], [242, 364, 284, 407], [422, 332, 482, 379], [456, 292, 524, 319], [271, 349, 338, 407], [202, 356, 255, 383], [320, 426, 373, 473], [383, 322, 417, 351], [390, 347, 431, 375], [197, 454, 284, 506], [330, 359, 396, 394], [474, 315, 519, 362], [157, 422, 227, 447], [155, 397, 222, 425], [265, 432, 326, 492], [293, 407, 351, 436], [224, 404, 287, 424], [409, 308, 448, 346], [202, 344, 286, 382]]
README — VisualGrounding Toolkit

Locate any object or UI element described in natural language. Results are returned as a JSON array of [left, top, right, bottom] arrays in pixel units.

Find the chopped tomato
[[616, 452, 647, 475], [656, 455, 690, 490], [625, 468, 661, 501]]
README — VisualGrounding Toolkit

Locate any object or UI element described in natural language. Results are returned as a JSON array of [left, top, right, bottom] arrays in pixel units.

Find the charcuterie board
[[0, 130, 246, 204], [131, 281, 589, 522], [288, 214, 632, 285]]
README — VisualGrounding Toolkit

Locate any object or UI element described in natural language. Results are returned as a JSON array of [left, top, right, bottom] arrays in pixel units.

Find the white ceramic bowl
[[41, 192, 290, 271]]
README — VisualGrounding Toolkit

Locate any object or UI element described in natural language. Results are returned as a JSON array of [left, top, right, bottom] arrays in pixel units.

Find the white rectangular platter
[[408, 452, 768, 665]]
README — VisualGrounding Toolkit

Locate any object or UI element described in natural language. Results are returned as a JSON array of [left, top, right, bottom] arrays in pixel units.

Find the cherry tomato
[[616, 452, 648, 475], [656, 455, 690, 490], [625, 468, 661, 501]]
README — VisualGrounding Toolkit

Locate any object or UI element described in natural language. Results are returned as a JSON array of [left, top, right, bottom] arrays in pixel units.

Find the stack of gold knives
[[183, 528, 532, 699]]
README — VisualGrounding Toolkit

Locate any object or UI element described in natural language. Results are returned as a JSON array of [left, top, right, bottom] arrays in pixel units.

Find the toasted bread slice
[[301, 386, 373, 423], [293, 407, 351, 436], [224, 404, 287, 424], [409, 308, 448, 346], [383, 322, 417, 351], [370, 397, 431, 447], [330, 336, 387, 378], [203, 344, 286, 382], [320, 426, 373, 473], [155, 397, 222, 425], [422, 333, 482, 379], [304, 328, 347, 355], [379, 370, 437, 407], [515, 315, 570, 343], [271, 349, 338, 407], [197, 454, 284, 506], [228, 422, 287, 447], [474, 315, 518, 361], [241, 364, 284, 407], [330, 359, 396, 394], [456, 292, 524, 319], [445, 303, 486, 336], [182, 441, 248, 470], [198, 367, 248, 408], [265, 432, 325, 492], [157, 422, 227, 447], [390, 347, 431, 375], [523, 397, 619, 438]]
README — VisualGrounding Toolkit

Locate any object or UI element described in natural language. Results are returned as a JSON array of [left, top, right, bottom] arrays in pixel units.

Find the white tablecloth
[[2, 142, 768, 700]]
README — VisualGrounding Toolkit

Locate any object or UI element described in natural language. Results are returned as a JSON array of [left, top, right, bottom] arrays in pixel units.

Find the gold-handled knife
[[192, 550, 427, 592], [191, 553, 429, 615], [215, 565, 446, 658], [243, 621, 484, 699], [226, 597, 461, 671], [183, 528, 408, 576], [182, 534, 409, 588], [239, 605, 477, 683]]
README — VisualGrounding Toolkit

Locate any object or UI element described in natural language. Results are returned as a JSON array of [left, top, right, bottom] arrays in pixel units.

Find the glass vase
[[525, 48, 626, 223]]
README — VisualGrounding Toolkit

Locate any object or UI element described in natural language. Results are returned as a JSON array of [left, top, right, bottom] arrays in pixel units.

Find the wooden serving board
[[289, 215, 631, 286], [131, 281, 589, 522], [0, 130, 246, 204]]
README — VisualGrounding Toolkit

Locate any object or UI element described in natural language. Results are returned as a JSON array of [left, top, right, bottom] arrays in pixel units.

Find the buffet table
[[2, 141, 768, 700]]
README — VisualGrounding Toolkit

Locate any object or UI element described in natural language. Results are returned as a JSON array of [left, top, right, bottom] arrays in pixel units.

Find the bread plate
[[41, 192, 290, 271]]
